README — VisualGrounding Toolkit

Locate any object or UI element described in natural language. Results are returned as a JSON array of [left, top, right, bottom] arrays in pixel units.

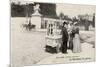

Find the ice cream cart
[[45, 20, 62, 53]]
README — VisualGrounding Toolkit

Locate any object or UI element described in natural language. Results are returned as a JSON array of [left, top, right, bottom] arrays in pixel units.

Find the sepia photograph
[[11, 0, 96, 67]]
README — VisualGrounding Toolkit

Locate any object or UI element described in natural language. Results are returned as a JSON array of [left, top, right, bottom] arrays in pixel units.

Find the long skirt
[[69, 36, 73, 50], [73, 34, 81, 53]]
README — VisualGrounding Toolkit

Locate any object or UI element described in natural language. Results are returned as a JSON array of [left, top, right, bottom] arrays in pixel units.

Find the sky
[[56, 3, 96, 17]]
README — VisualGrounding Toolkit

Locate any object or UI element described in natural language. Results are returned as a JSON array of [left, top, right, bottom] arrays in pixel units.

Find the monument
[[31, 4, 42, 29]]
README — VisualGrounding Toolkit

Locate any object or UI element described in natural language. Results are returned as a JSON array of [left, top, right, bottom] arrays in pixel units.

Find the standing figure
[[73, 27, 81, 53], [61, 22, 69, 53], [67, 22, 74, 50]]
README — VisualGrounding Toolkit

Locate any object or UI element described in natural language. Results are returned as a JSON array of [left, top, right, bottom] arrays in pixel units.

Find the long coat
[[61, 27, 68, 42], [61, 27, 69, 53]]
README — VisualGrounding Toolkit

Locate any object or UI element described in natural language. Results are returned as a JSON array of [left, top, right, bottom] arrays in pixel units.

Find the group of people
[[61, 21, 81, 54]]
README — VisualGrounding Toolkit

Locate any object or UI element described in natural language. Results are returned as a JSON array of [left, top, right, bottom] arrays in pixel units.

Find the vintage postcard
[[11, 0, 96, 67]]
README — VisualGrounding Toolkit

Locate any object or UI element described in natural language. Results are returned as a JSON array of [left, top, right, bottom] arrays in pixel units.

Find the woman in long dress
[[72, 28, 81, 53]]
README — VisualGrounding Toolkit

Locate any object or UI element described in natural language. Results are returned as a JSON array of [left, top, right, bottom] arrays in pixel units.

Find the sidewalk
[[37, 42, 95, 64]]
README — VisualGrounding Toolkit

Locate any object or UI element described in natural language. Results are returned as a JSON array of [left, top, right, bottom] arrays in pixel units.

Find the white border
[[0, 0, 97, 67]]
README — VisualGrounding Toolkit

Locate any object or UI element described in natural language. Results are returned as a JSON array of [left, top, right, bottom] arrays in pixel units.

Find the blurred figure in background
[[67, 21, 74, 50]]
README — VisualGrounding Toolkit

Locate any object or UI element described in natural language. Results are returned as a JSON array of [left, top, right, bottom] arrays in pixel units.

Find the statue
[[33, 4, 41, 15], [31, 3, 42, 29]]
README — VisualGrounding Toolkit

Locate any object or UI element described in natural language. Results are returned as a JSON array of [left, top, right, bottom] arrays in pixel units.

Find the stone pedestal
[[31, 15, 42, 29]]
